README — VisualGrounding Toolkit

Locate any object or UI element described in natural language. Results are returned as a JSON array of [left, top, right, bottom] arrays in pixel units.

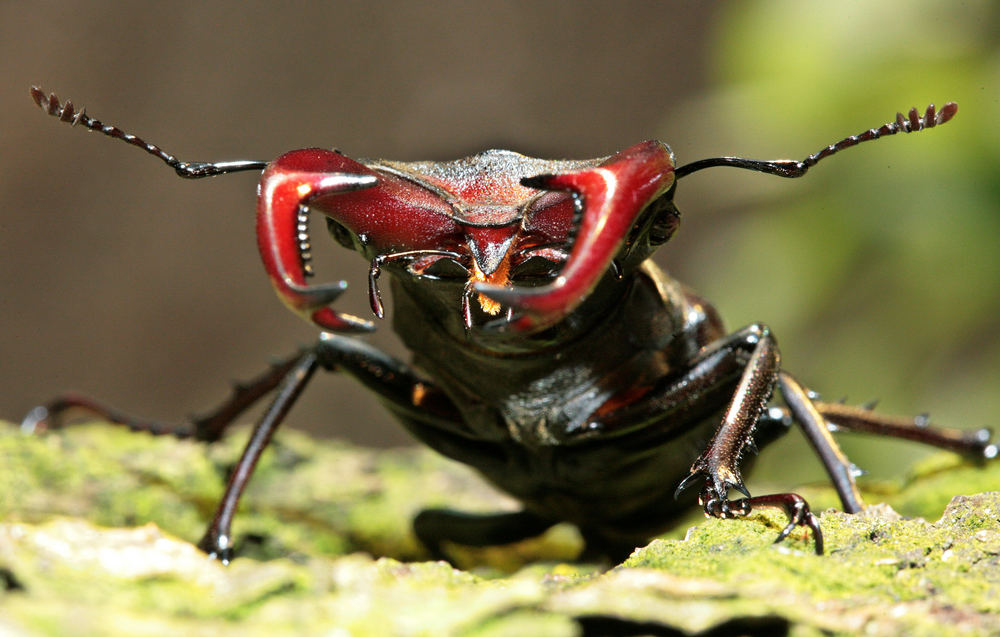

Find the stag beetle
[[26, 87, 996, 563]]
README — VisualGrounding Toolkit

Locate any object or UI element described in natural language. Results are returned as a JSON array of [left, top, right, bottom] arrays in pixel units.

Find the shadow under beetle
[[26, 87, 997, 563]]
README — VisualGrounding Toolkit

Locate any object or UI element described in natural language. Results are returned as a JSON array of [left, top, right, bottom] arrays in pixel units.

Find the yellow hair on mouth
[[470, 258, 510, 315]]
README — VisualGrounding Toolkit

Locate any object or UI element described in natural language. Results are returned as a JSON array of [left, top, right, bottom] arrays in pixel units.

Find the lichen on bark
[[1, 421, 998, 636]]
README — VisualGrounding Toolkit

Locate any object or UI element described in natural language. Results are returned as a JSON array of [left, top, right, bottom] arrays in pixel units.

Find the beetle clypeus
[[26, 86, 995, 563]]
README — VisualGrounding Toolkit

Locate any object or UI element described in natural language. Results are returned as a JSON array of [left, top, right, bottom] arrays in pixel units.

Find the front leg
[[313, 332, 464, 429], [674, 324, 780, 512], [25, 332, 470, 562], [199, 334, 470, 562], [200, 333, 479, 562], [674, 324, 834, 553]]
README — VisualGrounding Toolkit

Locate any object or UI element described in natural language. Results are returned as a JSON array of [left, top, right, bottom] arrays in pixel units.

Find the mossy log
[[1, 422, 999, 636]]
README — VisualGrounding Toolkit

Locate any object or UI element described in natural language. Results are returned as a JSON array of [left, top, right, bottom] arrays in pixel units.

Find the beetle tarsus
[[196, 531, 235, 566], [745, 493, 824, 555], [702, 491, 823, 554], [20, 394, 197, 439]]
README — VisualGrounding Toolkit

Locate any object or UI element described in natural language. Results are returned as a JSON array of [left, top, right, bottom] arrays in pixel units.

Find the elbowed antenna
[[30, 86, 267, 178], [675, 102, 957, 180]]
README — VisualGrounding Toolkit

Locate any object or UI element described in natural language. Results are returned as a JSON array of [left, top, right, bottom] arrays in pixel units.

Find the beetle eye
[[511, 256, 560, 284], [418, 258, 469, 279], [325, 217, 356, 250]]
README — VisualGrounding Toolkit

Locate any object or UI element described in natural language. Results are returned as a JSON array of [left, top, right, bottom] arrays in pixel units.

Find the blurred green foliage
[[664, 1, 1000, 483]]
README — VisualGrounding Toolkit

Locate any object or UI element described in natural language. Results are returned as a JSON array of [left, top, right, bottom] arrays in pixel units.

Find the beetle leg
[[674, 324, 779, 510], [752, 400, 996, 490], [21, 351, 306, 441], [667, 325, 842, 552], [28, 333, 470, 563], [476, 140, 676, 332], [561, 324, 806, 554], [313, 332, 464, 431], [815, 402, 997, 460], [198, 350, 320, 563], [311, 334, 518, 486], [313, 333, 523, 484], [777, 372, 865, 514], [737, 493, 823, 554]]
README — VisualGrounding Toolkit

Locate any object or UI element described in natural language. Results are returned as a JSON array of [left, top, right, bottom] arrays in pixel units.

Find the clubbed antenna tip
[[799, 101, 957, 172], [676, 101, 959, 180], [30, 85, 87, 124], [29, 85, 267, 178], [912, 101, 958, 128]]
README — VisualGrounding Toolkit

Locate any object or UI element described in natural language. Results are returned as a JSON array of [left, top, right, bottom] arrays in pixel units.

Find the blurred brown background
[[3, 2, 998, 486]]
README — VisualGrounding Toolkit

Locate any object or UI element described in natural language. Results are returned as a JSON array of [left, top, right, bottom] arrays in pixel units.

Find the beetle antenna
[[30, 86, 267, 178], [675, 102, 957, 180]]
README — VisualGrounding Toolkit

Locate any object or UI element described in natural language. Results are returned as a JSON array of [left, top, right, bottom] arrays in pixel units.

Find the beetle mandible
[[26, 87, 996, 563]]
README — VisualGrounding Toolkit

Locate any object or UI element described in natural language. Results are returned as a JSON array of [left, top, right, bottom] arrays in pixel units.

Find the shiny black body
[[392, 263, 725, 554]]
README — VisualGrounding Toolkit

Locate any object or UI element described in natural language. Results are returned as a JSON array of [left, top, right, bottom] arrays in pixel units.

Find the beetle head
[[30, 88, 957, 339], [256, 141, 678, 337]]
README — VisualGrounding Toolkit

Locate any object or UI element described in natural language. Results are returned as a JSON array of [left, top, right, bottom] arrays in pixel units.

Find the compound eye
[[418, 257, 469, 280], [325, 218, 357, 250]]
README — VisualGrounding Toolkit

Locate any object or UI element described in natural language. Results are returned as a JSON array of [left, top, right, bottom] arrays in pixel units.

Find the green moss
[[2, 421, 1000, 636]]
